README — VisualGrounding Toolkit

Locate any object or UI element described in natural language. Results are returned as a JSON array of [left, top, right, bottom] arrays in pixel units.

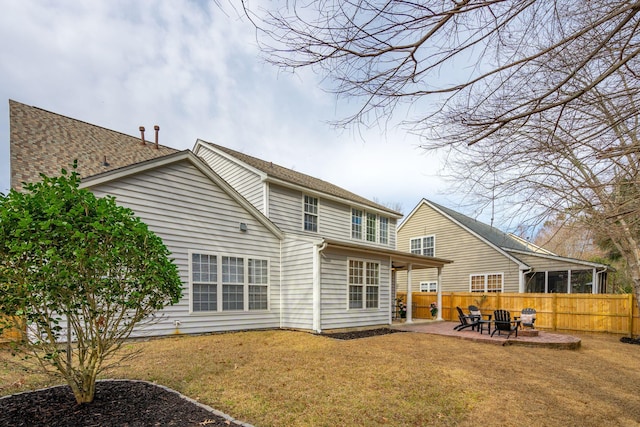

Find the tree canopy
[[0, 166, 182, 403], [246, 1, 640, 311]]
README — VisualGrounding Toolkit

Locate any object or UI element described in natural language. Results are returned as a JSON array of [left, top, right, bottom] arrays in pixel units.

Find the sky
[[0, 0, 495, 223]]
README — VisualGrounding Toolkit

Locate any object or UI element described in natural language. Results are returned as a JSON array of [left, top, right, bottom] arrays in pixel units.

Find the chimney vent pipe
[[154, 125, 160, 149], [139, 126, 146, 145]]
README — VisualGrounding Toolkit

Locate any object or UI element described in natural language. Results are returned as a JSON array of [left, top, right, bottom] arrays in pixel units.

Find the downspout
[[279, 240, 283, 328], [313, 241, 328, 333]]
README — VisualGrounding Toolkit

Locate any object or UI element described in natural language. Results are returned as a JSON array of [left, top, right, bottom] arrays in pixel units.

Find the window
[[248, 259, 268, 310], [303, 195, 318, 232], [190, 252, 269, 312], [351, 209, 363, 239], [192, 253, 217, 312], [420, 282, 437, 292], [410, 236, 435, 257], [222, 256, 244, 310], [366, 213, 377, 242], [352, 208, 390, 244], [379, 217, 389, 244], [349, 259, 379, 309], [365, 262, 379, 308], [470, 273, 503, 293], [348, 260, 363, 308]]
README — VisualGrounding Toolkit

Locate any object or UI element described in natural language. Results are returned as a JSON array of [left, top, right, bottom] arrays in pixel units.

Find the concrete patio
[[391, 320, 581, 349]]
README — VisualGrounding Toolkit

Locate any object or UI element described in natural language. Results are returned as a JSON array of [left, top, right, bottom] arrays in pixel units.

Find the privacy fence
[[397, 292, 640, 336]]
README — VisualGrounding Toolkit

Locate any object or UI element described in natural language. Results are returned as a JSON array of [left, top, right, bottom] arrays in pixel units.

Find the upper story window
[[303, 195, 318, 232], [410, 235, 435, 257], [470, 273, 503, 293], [379, 217, 389, 244], [366, 213, 377, 242], [352, 208, 390, 244], [351, 209, 363, 239]]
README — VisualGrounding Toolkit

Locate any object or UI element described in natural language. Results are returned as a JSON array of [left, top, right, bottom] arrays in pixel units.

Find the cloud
[[0, 0, 461, 219]]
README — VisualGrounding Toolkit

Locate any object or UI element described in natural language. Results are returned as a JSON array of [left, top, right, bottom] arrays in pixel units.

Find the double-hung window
[[348, 259, 379, 309], [420, 281, 437, 292], [366, 213, 377, 242], [222, 256, 244, 310], [303, 195, 318, 232], [192, 253, 217, 312], [470, 273, 503, 292], [248, 259, 268, 310], [351, 209, 363, 239], [191, 252, 269, 312], [410, 235, 435, 257], [379, 217, 389, 244]]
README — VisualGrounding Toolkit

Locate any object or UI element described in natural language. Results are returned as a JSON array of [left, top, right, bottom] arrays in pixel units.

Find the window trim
[[351, 208, 391, 245], [410, 235, 436, 257], [469, 272, 504, 293], [189, 250, 270, 313], [303, 195, 319, 233], [419, 281, 437, 292], [347, 258, 380, 310]]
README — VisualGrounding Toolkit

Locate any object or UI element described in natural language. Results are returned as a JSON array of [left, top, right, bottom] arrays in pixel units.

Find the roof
[[322, 238, 452, 270], [9, 100, 178, 190], [196, 140, 402, 217], [80, 150, 284, 240], [404, 199, 610, 270]]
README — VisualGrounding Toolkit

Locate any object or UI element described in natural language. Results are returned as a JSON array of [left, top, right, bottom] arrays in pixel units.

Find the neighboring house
[[397, 199, 610, 295], [8, 100, 451, 335]]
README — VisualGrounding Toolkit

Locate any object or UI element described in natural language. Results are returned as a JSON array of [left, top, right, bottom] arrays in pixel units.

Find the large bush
[[0, 166, 182, 403]]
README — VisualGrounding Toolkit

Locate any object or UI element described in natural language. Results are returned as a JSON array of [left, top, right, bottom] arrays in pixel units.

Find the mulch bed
[[620, 336, 640, 345], [321, 327, 402, 340], [0, 380, 244, 427]]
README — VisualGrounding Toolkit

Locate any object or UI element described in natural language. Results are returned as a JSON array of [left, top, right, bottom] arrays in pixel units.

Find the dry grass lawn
[[1, 330, 639, 426]]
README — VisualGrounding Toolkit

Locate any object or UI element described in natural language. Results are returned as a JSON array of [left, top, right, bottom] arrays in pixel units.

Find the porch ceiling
[[322, 239, 453, 270]]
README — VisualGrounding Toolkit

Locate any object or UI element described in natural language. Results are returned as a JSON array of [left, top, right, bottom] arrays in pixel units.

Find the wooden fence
[[397, 292, 640, 336]]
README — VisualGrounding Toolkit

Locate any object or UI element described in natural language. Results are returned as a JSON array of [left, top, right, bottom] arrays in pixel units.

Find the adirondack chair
[[468, 305, 492, 334], [491, 310, 520, 338], [519, 308, 537, 329], [454, 306, 480, 331]]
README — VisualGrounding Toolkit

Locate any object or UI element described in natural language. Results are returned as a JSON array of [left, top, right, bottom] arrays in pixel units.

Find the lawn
[[1, 329, 639, 426]]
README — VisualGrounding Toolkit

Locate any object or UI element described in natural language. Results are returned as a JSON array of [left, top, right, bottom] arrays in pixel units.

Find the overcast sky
[[0, 0, 495, 223]]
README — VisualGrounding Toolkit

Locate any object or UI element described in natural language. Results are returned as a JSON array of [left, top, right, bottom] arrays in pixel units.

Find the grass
[[1, 329, 640, 426]]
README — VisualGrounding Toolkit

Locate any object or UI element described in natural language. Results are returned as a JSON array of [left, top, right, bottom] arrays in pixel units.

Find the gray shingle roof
[[199, 140, 401, 216], [9, 100, 178, 191], [427, 199, 535, 252]]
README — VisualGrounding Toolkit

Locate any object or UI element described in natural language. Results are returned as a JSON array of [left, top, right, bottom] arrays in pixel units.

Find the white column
[[437, 266, 443, 321], [567, 270, 572, 294], [406, 264, 413, 324], [592, 268, 598, 294]]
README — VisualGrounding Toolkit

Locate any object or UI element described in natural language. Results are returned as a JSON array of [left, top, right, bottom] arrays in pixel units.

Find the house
[[8, 100, 451, 335], [396, 199, 610, 297]]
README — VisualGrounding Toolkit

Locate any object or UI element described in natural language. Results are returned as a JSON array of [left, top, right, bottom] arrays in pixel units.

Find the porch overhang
[[321, 238, 453, 270]]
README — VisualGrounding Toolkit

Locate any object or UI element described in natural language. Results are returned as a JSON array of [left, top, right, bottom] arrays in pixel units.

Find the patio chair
[[519, 308, 536, 329], [468, 305, 492, 334], [454, 306, 480, 331], [491, 310, 520, 338]]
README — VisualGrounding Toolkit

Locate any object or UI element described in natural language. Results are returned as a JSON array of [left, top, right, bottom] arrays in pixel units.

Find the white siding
[[197, 145, 265, 212], [279, 238, 315, 330], [397, 203, 522, 293], [269, 184, 397, 250], [89, 160, 281, 336], [319, 249, 392, 330]]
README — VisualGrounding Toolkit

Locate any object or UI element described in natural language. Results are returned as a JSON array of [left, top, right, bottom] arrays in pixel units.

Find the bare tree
[[245, 1, 640, 311]]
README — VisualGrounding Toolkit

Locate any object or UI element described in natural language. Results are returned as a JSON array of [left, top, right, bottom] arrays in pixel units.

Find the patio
[[391, 320, 581, 349]]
